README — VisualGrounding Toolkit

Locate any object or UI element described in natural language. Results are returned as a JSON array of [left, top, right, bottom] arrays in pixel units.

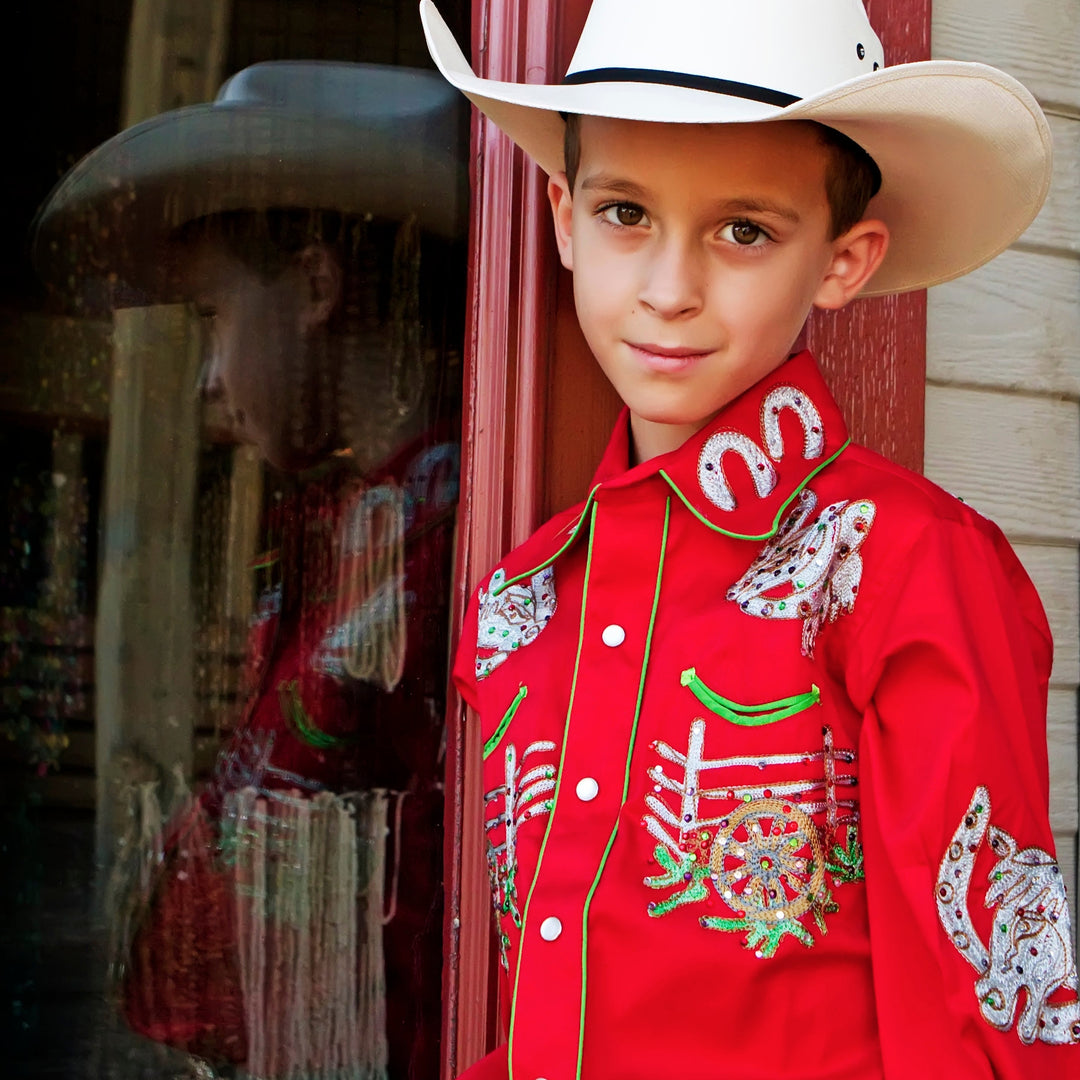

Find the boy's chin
[[623, 392, 727, 434]]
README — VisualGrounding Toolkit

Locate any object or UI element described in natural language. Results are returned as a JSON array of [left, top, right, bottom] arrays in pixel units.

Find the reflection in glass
[[16, 48, 466, 1080]]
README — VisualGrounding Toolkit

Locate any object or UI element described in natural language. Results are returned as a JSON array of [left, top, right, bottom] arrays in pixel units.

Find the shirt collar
[[590, 349, 850, 540], [492, 351, 849, 596]]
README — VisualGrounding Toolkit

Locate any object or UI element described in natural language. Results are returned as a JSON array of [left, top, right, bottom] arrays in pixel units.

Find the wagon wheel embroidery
[[643, 718, 859, 958], [705, 798, 830, 947]]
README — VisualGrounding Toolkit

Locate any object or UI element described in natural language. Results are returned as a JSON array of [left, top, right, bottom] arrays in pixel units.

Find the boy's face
[[548, 118, 886, 461], [188, 239, 311, 469], [187, 238, 341, 471]]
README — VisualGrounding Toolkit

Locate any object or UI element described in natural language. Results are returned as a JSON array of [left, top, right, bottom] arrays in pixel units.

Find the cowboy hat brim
[[32, 61, 468, 307], [421, 0, 1051, 297]]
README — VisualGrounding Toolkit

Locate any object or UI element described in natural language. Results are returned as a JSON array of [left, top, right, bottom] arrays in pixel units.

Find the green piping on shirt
[[279, 679, 360, 749], [497, 485, 601, 595], [680, 668, 820, 725], [483, 684, 528, 761], [658, 439, 850, 541], [576, 497, 671, 1080], [507, 501, 598, 1080]]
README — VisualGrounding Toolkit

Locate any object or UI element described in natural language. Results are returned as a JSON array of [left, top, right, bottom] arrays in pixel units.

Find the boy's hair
[[172, 209, 354, 285], [562, 114, 882, 239]]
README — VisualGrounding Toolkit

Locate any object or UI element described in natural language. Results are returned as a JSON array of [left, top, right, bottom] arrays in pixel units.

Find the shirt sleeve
[[455, 1042, 509, 1080], [845, 512, 1079, 1075], [453, 585, 482, 713]]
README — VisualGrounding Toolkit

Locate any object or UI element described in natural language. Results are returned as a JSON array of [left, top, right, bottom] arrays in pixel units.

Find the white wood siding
[[928, 0, 1080, 935]]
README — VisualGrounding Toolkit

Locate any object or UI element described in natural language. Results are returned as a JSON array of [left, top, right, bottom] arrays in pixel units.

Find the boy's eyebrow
[[718, 198, 802, 224], [578, 174, 650, 199]]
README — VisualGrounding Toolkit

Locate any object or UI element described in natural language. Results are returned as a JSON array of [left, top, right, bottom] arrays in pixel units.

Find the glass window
[[2, 3, 470, 1078]]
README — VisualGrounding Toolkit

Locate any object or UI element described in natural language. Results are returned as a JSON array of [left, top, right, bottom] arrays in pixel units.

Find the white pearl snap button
[[576, 777, 599, 802], [539, 916, 563, 941], [601, 623, 626, 647]]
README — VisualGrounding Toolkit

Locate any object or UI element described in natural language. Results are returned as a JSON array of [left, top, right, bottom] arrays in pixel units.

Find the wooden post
[[123, 0, 231, 126], [95, 0, 232, 854], [95, 306, 201, 846]]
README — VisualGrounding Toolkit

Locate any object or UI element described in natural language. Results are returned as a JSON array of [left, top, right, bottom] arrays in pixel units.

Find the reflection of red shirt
[[454, 351, 1077, 1079], [213, 434, 460, 803], [124, 433, 459, 1075]]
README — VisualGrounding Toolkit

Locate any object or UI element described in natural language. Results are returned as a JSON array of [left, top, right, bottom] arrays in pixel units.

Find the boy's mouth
[[627, 341, 713, 373]]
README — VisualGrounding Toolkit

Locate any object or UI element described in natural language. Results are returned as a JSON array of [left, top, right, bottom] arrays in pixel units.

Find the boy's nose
[[196, 356, 225, 404], [638, 237, 705, 320]]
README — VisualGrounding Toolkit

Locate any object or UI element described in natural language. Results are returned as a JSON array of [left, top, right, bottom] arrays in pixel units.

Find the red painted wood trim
[[442, 2, 562, 1077], [808, 0, 931, 473]]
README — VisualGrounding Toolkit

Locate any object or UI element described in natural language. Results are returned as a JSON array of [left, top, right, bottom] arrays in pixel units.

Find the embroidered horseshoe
[[698, 431, 778, 512], [760, 386, 825, 462], [697, 386, 825, 511]]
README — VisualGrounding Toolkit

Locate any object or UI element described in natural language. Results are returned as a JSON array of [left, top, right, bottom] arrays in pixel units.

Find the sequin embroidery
[[695, 384, 828, 511], [642, 718, 860, 957], [485, 739, 558, 969], [475, 566, 557, 680], [697, 431, 778, 512], [936, 786, 1080, 1045], [727, 489, 875, 656], [760, 386, 825, 462]]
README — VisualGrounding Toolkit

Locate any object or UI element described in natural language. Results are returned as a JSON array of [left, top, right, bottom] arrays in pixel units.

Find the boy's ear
[[548, 172, 575, 272], [812, 220, 890, 311], [296, 242, 343, 334]]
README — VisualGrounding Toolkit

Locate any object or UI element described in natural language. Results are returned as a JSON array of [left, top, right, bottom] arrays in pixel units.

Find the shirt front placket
[[508, 478, 672, 1080]]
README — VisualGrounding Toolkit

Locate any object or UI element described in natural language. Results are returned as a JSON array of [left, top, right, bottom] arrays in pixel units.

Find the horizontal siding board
[[926, 249, 1080, 395], [1014, 545, 1080, 688], [1049, 688, 1079, 833], [932, 0, 1080, 109], [1049, 692, 1076, 935], [1056, 833, 1078, 943], [1023, 114, 1080, 255], [924, 386, 1080, 541]]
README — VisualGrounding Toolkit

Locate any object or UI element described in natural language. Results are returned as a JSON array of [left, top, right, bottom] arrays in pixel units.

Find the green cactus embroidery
[[645, 844, 712, 916], [826, 825, 865, 885]]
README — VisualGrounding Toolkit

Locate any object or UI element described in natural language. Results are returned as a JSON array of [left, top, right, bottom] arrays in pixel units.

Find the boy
[[420, 0, 1079, 1077]]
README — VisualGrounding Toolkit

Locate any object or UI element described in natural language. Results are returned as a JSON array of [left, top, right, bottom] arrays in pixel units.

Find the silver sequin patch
[[760, 385, 826, 462], [698, 430, 778, 512], [936, 786, 1080, 1045], [475, 566, 557, 680], [727, 489, 875, 656]]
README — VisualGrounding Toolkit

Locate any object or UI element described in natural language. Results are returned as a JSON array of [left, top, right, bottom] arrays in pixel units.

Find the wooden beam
[[94, 305, 201, 850]]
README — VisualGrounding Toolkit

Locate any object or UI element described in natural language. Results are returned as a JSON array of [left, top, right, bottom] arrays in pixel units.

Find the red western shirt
[[453, 351, 1079, 1080]]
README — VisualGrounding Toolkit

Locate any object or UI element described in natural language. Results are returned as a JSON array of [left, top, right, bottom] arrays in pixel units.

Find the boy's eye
[[600, 203, 648, 227], [721, 221, 768, 247]]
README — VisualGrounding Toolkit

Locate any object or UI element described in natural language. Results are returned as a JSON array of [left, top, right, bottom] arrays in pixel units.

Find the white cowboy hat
[[420, 0, 1051, 297], [32, 61, 467, 307]]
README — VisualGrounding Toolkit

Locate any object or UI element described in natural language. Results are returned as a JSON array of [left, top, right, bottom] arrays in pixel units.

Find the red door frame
[[442, 2, 930, 1075]]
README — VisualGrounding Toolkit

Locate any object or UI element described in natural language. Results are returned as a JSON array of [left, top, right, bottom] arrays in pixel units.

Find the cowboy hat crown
[[420, 0, 1051, 296], [32, 61, 467, 307], [563, 0, 883, 109]]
